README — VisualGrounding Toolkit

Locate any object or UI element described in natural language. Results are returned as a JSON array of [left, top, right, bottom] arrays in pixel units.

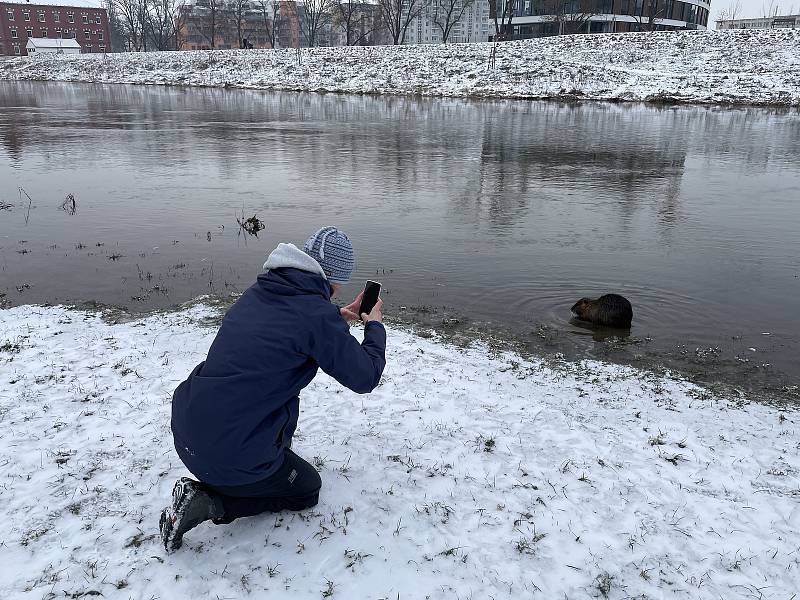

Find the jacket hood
[[260, 243, 331, 299], [263, 243, 327, 279]]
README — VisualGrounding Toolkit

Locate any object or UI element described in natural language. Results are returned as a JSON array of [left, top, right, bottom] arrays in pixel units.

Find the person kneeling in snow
[[160, 226, 386, 552]]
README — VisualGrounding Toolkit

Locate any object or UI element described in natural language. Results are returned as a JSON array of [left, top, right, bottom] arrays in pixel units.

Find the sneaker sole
[[159, 507, 174, 552], [162, 479, 199, 552]]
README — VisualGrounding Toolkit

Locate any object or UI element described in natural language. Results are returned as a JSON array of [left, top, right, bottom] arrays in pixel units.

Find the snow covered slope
[[0, 303, 798, 599], [2, 29, 799, 106]]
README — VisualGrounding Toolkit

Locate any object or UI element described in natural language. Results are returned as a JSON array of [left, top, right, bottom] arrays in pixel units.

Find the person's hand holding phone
[[340, 281, 383, 323], [340, 292, 363, 322], [361, 298, 383, 324]]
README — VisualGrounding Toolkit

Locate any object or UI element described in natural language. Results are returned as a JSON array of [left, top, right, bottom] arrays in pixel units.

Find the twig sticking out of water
[[60, 194, 76, 216], [18, 187, 33, 224]]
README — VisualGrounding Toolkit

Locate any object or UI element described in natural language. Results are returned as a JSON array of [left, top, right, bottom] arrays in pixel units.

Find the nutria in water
[[571, 294, 633, 328]]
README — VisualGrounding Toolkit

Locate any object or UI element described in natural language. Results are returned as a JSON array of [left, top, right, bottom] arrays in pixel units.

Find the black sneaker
[[159, 478, 219, 552]]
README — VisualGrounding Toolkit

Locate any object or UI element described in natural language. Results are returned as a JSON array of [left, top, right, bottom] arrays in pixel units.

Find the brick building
[[0, 0, 110, 56]]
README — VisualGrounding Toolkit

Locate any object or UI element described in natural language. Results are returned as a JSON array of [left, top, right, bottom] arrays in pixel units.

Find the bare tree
[[431, 0, 475, 43], [113, 0, 148, 50], [632, 0, 666, 31], [488, 0, 516, 41], [139, 0, 150, 49], [255, 0, 280, 47], [542, 0, 600, 35], [762, 0, 779, 17], [106, 0, 129, 50], [199, 0, 224, 48], [172, 0, 191, 49], [228, 0, 250, 47], [147, 0, 176, 49], [300, 0, 334, 46], [377, 0, 426, 44], [333, 0, 374, 45], [729, 0, 743, 20]]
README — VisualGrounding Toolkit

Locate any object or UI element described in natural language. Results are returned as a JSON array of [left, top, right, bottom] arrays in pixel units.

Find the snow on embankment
[[1, 304, 798, 599], [2, 29, 800, 105]]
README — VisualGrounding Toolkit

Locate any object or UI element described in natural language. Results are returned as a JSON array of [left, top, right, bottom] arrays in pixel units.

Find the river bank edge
[[2, 29, 800, 107], [6, 294, 796, 407]]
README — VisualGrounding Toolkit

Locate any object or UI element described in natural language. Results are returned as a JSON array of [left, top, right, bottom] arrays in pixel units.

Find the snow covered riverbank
[[0, 303, 798, 599], [2, 29, 800, 106]]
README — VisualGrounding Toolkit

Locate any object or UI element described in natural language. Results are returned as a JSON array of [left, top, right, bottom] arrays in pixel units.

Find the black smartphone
[[358, 280, 382, 317]]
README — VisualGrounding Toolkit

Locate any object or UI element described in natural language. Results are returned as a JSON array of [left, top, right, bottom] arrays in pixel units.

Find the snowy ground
[[0, 303, 798, 599], [2, 29, 800, 106]]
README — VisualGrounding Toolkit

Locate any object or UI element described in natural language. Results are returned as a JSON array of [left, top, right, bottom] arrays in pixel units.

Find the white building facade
[[405, 0, 491, 44], [716, 15, 799, 29]]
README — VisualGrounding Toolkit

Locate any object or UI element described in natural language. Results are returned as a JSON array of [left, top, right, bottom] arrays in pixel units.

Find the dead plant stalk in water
[[18, 187, 33, 224]]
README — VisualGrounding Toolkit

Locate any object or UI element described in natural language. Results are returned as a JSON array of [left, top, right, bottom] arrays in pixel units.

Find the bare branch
[[431, 0, 475, 43]]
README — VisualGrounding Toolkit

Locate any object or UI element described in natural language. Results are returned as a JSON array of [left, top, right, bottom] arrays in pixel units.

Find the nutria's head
[[571, 298, 592, 317]]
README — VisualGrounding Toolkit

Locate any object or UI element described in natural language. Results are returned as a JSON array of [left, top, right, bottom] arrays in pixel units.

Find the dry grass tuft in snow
[[0, 303, 798, 599], [2, 29, 800, 106]]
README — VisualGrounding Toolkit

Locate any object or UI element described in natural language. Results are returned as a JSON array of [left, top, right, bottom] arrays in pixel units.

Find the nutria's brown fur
[[571, 294, 633, 328]]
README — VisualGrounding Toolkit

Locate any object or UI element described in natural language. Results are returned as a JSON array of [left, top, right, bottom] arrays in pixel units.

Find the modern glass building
[[498, 0, 711, 38]]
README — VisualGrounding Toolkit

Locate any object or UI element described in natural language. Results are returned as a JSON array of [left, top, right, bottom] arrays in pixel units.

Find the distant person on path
[[160, 226, 386, 552]]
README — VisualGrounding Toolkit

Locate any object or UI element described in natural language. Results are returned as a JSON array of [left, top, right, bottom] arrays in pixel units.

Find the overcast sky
[[709, 0, 798, 25]]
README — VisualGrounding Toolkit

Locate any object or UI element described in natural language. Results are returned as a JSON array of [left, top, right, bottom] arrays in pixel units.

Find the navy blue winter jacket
[[171, 267, 386, 486]]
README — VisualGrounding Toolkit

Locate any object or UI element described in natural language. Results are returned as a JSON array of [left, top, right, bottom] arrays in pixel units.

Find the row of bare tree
[[188, 0, 283, 49], [108, 0, 283, 51], [107, 0, 491, 50], [108, 0, 700, 53], [109, 0, 185, 51], [298, 0, 669, 49], [304, 0, 483, 47]]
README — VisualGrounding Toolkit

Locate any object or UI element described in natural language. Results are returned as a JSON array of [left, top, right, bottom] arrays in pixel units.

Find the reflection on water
[[569, 318, 631, 343], [1, 82, 799, 394]]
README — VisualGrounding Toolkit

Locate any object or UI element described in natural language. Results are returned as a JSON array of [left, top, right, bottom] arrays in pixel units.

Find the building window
[[86, 44, 92, 52], [99, 45, 105, 52], [95, 15, 101, 24], [38, 12, 45, 22], [68, 13, 74, 23], [7, 9, 14, 21], [23, 10, 30, 21], [26, 28, 33, 37], [82, 14, 89, 24], [98, 32, 104, 41], [84, 30, 90, 39], [11, 29, 18, 39], [53, 12, 60, 23], [41, 27, 48, 36], [14, 45, 21, 55]]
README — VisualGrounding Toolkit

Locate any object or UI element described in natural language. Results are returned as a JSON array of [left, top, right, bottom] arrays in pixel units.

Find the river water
[[1, 82, 798, 397]]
